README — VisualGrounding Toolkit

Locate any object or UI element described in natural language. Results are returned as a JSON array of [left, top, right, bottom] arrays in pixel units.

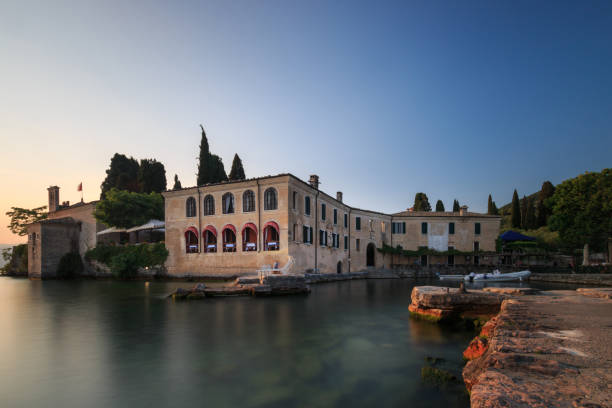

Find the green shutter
[[421, 222, 427, 234], [449, 222, 455, 234], [475, 223, 481, 235]]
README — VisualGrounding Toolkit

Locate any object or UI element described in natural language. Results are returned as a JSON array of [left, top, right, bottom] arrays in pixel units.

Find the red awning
[[185, 226, 198, 237], [203, 225, 217, 237], [222, 224, 236, 234], [241, 222, 257, 235], [263, 221, 279, 233]]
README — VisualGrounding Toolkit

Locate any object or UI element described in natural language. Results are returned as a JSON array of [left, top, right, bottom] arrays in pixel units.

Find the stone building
[[163, 174, 501, 277], [27, 186, 101, 278]]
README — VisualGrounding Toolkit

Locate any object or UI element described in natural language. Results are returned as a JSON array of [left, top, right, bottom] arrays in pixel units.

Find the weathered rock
[[482, 287, 539, 296], [463, 337, 488, 360], [409, 286, 505, 322], [203, 287, 250, 296], [463, 291, 612, 408], [576, 287, 612, 300], [479, 315, 498, 339]]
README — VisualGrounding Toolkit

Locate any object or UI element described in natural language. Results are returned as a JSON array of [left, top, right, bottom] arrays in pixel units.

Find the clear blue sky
[[1, 0, 611, 242]]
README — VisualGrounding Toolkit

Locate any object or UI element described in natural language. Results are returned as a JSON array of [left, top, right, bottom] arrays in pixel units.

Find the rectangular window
[[320, 230, 325, 246], [303, 226, 312, 244], [292, 191, 297, 210], [321, 203, 326, 221], [447, 246, 455, 266], [421, 222, 428, 234], [474, 241, 479, 252], [344, 213, 348, 228], [344, 235, 348, 250], [392, 222, 406, 234], [356, 217, 361, 231], [333, 209, 337, 225], [475, 222, 481, 235], [305, 196, 311, 216], [449, 222, 455, 234], [356, 238, 360, 252]]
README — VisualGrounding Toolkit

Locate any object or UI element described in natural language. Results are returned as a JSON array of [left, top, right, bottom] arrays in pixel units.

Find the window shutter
[[421, 222, 427, 234]]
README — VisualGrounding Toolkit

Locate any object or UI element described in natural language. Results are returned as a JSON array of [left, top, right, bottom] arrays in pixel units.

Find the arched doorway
[[337, 261, 342, 274], [366, 243, 376, 267]]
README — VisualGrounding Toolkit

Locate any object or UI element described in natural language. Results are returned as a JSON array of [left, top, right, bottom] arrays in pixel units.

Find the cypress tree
[[525, 198, 536, 230], [197, 125, 227, 185], [487, 194, 494, 215], [228, 153, 246, 181], [453, 199, 460, 212], [173, 174, 182, 190], [510, 190, 521, 228], [435, 200, 445, 212], [413, 193, 432, 212]]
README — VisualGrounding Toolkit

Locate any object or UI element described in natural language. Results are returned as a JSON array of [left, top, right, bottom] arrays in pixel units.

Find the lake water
[[0, 277, 576, 408]]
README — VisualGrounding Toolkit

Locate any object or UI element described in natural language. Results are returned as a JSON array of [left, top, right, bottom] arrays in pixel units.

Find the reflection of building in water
[[163, 173, 501, 277]]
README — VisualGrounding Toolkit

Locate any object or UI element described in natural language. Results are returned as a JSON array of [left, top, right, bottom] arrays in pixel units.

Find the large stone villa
[[27, 174, 501, 278]]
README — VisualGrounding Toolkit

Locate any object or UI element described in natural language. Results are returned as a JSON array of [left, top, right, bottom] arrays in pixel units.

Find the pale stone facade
[[27, 186, 102, 278], [163, 174, 501, 276]]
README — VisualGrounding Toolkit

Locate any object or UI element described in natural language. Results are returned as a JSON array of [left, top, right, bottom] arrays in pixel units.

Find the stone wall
[[530, 273, 612, 286]]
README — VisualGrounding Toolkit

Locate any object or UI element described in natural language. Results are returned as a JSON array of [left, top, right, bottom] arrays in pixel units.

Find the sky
[[1, 0, 611, 244]]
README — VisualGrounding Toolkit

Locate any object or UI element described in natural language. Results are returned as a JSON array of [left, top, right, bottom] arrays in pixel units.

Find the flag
[[77, 182, 82, 192]]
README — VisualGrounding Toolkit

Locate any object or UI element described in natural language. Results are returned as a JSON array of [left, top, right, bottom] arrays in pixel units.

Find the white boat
[[438, 274, 467, 281], [464, 270, 531, 282]]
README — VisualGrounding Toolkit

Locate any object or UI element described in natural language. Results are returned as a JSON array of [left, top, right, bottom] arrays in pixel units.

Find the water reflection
[[0, 278, 496, 407]]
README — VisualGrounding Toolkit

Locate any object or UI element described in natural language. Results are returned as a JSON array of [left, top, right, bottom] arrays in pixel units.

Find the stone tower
[[48, 186, 59, 213]]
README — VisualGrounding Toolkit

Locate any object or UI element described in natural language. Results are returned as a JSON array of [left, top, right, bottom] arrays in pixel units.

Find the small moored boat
[[464, 270, 531, 282]]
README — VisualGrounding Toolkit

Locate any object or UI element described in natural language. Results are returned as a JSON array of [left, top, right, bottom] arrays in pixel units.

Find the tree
[[413, 193, 432, 212], [511, 190, 521, 228], [172, 174, 182, 190], [524, 198, 536, 230], [197, 125, 228, 185], [487, 194, 498, 215], [6, 206, 47, 236], [548, 169, 612, 252], [536, 181, 555, 227], [228, 153, 246, 181], [100, 153, 140, 198], [138, 159, 167, 193], [435, 200, 445, 212], [453, 199, 460, 212], [520, 195, 529, 229], [94, 188, 164, 229]]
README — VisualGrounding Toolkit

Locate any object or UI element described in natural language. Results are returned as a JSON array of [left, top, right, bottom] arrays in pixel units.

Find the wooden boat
[[464, 270, 531, 282]]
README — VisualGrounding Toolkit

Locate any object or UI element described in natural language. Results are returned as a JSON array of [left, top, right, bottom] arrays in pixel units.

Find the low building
[[27, 186, 101, 278], [162, 174, 501, 277]]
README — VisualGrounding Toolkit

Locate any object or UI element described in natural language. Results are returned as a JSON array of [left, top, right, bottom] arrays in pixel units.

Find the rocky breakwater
[[463, 290, 612, 408], [408, 286, 506, 323]]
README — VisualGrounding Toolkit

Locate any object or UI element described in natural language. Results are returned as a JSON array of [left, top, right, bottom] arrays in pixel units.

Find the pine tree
[[435, 200, 445, 212], [228, 153, 246, 181], [452, 199, 460, 212], [510, 190, 521, 228], [100, 153, 140, 198], [413, 193, 432, 211], [138, 158, 167, 193], [173, 174, 182, 190]]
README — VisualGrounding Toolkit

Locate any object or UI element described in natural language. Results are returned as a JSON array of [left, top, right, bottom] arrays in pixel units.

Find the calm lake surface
[[0, 277, 578, 408]]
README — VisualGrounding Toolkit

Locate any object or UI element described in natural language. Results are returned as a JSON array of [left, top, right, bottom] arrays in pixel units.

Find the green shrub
[[1, 244, 28, 275], [57, 252, 83, 279], [85, 243, 168, 279]]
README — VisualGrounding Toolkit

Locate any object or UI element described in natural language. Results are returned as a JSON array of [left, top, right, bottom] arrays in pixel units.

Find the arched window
[[203, 195, 215, 216], [263, 221, 280, 251], [222, 193, 235, 214], [242, 223, 257, 251], [243, 190, 255, 212], [186, 197, 196, 217], [264, 188, 277, 210], [203, 226, 217, 253], [222, 225, 236, 252], [185, 228, 198, 253]]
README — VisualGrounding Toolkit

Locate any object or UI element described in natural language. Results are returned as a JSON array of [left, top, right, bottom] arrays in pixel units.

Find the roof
[[38, 217, 79, 225], [392, 210, 501, 218], [52, 200, 98, 213]]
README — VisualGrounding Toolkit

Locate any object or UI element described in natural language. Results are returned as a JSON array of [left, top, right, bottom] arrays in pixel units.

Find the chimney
[[309, 175, 320, 190], [48, 186, 60, 213], [460, 205, 468, 216], [336, 191, 343, 202]]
